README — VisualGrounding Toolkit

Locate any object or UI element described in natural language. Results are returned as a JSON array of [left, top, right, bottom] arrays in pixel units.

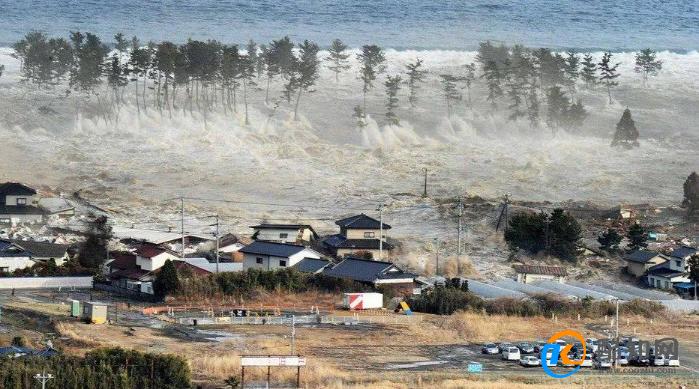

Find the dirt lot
[[1, 289, 698, 388]]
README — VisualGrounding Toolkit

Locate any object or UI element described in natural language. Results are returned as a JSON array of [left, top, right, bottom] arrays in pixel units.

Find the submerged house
[[513, 264, 567, 284], [250, 223, 318, 244], [0, 239, 70, 273]]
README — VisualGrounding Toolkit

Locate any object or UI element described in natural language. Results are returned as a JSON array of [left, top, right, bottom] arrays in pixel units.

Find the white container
[[343, 292, 383, 310]]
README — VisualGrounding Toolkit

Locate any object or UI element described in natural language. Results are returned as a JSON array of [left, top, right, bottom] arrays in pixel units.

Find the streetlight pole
[[434, 238, 440, 276], [614, 298, 620, 368], [457, 196, 463, 274]]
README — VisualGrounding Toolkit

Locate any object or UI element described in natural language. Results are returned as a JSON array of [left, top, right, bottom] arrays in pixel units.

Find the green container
[[71, 300, 80, 317]]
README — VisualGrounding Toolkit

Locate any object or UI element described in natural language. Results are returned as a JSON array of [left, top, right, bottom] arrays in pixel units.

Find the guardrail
[[177, 313, 421, 326], [0, 276, 93, 289]]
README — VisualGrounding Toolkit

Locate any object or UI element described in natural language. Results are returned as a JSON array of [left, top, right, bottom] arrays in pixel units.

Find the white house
[[134, 245, 179, 271], [644, 246, 696, 290], [250, 223, 318, 244], [0, 240, 36, 272], [0, 183, 44, 225], [7, 239, 70, 266], [240, 241, 322, 271]]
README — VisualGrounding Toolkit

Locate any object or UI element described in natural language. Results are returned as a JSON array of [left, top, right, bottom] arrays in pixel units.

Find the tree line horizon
[[3, 31, 664, 145]]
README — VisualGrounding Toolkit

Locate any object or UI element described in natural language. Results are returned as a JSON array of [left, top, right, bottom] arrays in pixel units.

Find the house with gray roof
[[240, 241, 322, 271], [323, 213, 394, 260], [322, 257, 415, 286], [293, 257, 332, 274], [623, 250, 668, 277], [0, 182, 44, 225]]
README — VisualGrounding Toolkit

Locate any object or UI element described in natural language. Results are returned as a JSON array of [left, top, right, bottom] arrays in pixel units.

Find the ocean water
[[0, 0, 697, 51]]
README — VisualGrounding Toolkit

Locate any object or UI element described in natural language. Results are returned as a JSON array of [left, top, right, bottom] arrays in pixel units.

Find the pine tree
[[384, 75, 402, 125], [682, 172, 699, 216], [580, 53, 597, 88], [627, 223, 647, 250], [325, 38, 351, 83], [598, 51, 620, 104], [154, 259, 180, 298], [357, 44, 386, 115], [545, 85, 570, 131], [289, 40, 320, 121], [482, 60, 503, 109], [611, 108, 639, 148], [598, 228, 623, 252], [526, 84, 540, 128], [440, 74, 461, 117], [634, 48, 662, 87], [563, 99, 587, 130], [404, 58, 427, 109], [563, 51, 580, 94], [0, 64, 4, 78], [78, 215, 112, 268], [462, 63, 476, 109]]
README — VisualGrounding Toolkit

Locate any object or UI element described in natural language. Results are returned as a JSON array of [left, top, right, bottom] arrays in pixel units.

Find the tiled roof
[[323, 257, 414, 283], [335, 214, 391, 230], [646, 265, 687, 278], [625, 250, 665, 264], [293, 257, 331, 273], [670, 246, 697, 259], [0, 182, 36, 196], [108, 252, 138, 270], [8, 239, 68, 259], [240, 241, 308, 257], [135, 245, 168, 258], [512, 264, 567, 277]]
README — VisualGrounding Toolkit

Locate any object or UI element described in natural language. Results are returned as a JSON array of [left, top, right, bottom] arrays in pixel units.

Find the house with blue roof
[[322, 257, 415, 287]]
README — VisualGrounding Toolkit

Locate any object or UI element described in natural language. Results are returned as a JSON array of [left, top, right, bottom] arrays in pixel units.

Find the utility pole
[[422, 168, 428, 197], [378, 204, 384, 260], [214, 214, 220, 274], [614, 298, 620, 368], [290, 315, 296, 355], [34, 370, 54, 389], [503, 194, 509, 232], [457, 196, 464, 275], [434, 238, 440, 276], [180, 197, 185, 260]]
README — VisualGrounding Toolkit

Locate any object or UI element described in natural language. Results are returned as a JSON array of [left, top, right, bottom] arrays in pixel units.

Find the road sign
[[241, 356, 306, 367]]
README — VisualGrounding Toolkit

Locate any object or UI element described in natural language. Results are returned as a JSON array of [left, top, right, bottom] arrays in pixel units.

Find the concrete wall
[[0, 256, 35, 272], [0, 276, 93, 289]]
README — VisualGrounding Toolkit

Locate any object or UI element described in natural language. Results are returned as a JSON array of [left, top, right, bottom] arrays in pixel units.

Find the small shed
[[513, 264, 567, 284], [82, 302, 108, 324], [70, 300, 80, 317]]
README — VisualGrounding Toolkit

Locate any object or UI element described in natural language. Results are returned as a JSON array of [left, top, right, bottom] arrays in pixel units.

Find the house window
[[279, 233, 288, 239], [0, 218, 10, 225], [656, 279, 661, 288], [279, 260, 287, 267], [256, 257, 263, 264], [16, 198, 27, 205], [0, 267, 9, 273], [665, 281, 670, 289], [675, 260, 681, 268], [364, 231, 375, 238]]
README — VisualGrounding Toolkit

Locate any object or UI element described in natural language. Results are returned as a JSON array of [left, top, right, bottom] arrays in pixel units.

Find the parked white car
[[502, 347, 521, 361], [519, 355, 540, 367], [586, 338, 599, 353], [666, 356, 680, 367], [594, 358, 612, 369], [652, 354, 666, 366]]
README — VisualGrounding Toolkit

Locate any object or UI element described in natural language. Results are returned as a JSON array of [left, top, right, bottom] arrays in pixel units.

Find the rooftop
[[293, 257, 331, 273], [0, 182, 37, 196], [625, 250, 666, 264], [335, 214, 391, 230], [323, 257, 414, 283], [240, 241, 309, 257], [513, 264, 567, 277], [646, 264, 687, 279], [670, 246, 697, 259], [7, 239, 69, 259]]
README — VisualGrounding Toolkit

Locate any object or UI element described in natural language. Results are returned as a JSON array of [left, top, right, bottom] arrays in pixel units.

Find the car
[[498, 343, 514, 353], [519, 355, 540, 367], [617, 354, 629, 366], [594, 357, 612, 369], [502, 347, 521, 361], [629, 355, 650, 366], [651, 354, 666, 366], [586, 338, 599, 353], [481, 343, 499, 354], [666, 355, 680, 367], [517, 342, 535, 354], [533, 341, 547, 354]]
